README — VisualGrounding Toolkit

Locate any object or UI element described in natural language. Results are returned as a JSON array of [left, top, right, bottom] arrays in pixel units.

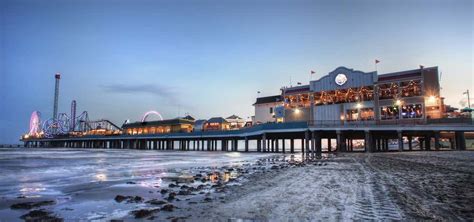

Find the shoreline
[[0, 150, 473, 221]]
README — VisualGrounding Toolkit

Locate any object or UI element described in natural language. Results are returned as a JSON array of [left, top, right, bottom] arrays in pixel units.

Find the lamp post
[[463, 90, 471, 109]]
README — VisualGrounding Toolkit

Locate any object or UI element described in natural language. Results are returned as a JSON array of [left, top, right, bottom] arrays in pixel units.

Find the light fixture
[[294, 108, 300, 114], [356, 103, 362, 109], [428, 95, 436, 103], [395, 100, 402, 106]]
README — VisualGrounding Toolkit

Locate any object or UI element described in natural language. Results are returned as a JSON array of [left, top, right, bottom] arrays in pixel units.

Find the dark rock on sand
[[114, 195, 128, 203], [126, 181, 136, 184], [177, 190, 191, 195], [146, 199, 167, 205], [169, 183, 178, 188], [204, 197, 212, 202], [127, 196, 144, 203], [20, 209, 63, 221], [114, 195, 144, 203], [166, 192, 176, 201], [10, 200, 56, 210], [161, 204, 175, 212], [160, 189, 168, 194], [130, 208, 159, 219]]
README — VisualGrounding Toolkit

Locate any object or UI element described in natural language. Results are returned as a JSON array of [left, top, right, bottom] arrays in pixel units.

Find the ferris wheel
[[28, 111, 42, 136]]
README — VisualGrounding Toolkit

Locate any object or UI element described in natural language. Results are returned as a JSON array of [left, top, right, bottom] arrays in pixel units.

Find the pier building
[[282, 66, 444, 125], [21, 66, 474, 153]]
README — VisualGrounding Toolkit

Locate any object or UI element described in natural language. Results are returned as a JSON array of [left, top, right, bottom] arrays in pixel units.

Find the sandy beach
[[196, 151, 474, 221], [0, 149, 473, 221]]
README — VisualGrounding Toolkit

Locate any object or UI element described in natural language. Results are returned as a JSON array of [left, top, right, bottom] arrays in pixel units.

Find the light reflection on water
[[94, 173, 107, 182], [0, 148, 276, 198]]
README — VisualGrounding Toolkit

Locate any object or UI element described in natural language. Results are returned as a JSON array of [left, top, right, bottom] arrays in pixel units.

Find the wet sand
[[0, 149, 473, 221], [196, 151, 474, 221]]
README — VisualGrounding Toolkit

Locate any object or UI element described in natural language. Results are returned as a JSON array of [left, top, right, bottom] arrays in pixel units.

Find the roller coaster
[[30, 102, 122, 138]]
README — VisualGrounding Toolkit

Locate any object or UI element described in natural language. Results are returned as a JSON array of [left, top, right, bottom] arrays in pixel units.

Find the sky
[[0, 0, 473, 144]]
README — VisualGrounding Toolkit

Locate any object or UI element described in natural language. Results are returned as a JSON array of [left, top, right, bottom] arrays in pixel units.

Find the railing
[[426, 118, 473, 125], [308, 118, 473, 127]]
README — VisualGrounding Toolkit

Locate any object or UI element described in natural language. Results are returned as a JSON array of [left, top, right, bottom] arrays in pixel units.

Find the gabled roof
[[226, 114, 243, 120], [253, 95, 282, 105], [182, 115, 195, 121], [207, 117, 228, 124]]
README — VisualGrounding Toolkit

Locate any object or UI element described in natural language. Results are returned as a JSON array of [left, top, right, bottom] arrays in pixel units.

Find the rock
[[166, 192, 176, 201], [115, 195, 143, 203], [10, 200, 56, 210], [177, 190, 191, 195], [131, 196, 144, 203], [161, 204, 175, 212], [204, 197, 212, 202], [114, 195, 128, 203], [146, 199, 167, 205], [130, 208, 159, 219], [160, 189, 168, 194], [195, 173, 203, 178], [197, 185, 205, 190], [169, 183, 178, 188], [126, 181, 136, 184], [180, 185, 189, 189], [20, 209, 63, 221]]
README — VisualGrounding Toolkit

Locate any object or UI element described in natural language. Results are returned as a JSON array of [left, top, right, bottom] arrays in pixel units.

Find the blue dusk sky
[[0, 0, 473, 144]]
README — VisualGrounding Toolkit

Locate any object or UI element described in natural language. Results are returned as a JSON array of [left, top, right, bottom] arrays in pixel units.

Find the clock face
[[335, 74, 347, 86]]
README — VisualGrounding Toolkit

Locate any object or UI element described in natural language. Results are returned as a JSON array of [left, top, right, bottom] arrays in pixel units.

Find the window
[[346, 109, 358, 121], [400, 80, 422, 97], [401, 104, 423, 119], [345, 108, 374, 121], [360, 108, 375, 120], [269, 107, 273, 114], [380, 106, 399, 120]]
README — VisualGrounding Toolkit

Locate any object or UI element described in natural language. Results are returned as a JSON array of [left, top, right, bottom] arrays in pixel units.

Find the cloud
[[101, 83, 182, 106]]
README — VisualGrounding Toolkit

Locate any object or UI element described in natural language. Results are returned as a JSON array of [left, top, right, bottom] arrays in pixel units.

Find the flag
[[310, 70, 316, 74], [257, 91, 261, 94], [297, 82, 302, 85], [375, 59, 380, 64], [419, 65, 424, 69]]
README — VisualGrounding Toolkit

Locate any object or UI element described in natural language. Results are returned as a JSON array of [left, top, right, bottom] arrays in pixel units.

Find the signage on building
[[335, 73, 348, 86]]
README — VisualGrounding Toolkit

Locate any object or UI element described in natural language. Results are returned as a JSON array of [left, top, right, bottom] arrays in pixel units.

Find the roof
[[226, 114, 243, 120], [378, 66, 437, 82], [253, 95, 282, 105], [283, 85, 310, 95], [182, 115, 195, 121], [122, 118, 194, 128], [207, 117, 228, 124]]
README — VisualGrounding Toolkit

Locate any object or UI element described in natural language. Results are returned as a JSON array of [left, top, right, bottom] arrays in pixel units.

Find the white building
[[252, 95, 283, 124]]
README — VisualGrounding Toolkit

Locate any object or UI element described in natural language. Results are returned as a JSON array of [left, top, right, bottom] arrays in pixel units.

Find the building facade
[[279, 66, 443, 124], [123, 118, 195, 135], [252, 95, 284, 124]]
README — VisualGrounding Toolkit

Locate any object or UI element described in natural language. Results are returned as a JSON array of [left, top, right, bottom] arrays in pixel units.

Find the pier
[[22, 121, 474, 154]]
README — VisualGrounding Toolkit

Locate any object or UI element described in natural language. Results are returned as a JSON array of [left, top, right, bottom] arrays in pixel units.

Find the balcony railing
[[308, 118, 473, 127]]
